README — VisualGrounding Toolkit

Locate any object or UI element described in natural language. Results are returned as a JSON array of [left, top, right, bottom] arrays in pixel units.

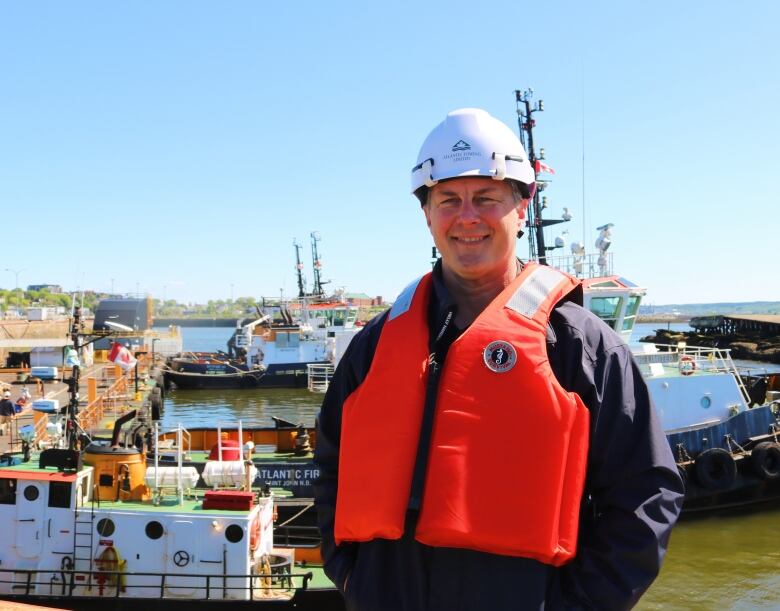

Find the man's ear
[[516, 199, 529, 228]]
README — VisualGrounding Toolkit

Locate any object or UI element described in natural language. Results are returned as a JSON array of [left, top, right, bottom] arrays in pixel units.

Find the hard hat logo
[[451, 140, 471, 152], [443, 148, 482, 163]]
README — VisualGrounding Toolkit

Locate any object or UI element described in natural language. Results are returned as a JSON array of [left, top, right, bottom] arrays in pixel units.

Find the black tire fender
[[150, 393, 163, 421], [750, 441, 780, 480], [694, 448, 737, 491], [154, 376, 166, 400]]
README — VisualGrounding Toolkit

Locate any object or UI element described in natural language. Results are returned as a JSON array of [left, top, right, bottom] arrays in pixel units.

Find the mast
[[514, 89, 568, 264], [515, 89, 545, 263], [310, 231, 329, 296], [293, 239, 306, 298], [65, 305, 83, 450]]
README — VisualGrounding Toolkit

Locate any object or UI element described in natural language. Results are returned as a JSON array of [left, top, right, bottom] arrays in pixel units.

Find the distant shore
[[636, 315, 690, 324], [154, 318, 239, 327], [158, 314, 693, 327]]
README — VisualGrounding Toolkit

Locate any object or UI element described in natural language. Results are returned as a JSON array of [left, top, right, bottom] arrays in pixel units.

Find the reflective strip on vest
[[505, 265, 568, 319], [335, 263, 589, 566], [388, 275, 425, 321]]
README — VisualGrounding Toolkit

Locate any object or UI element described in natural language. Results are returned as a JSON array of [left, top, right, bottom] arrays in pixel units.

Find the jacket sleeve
[[313, 314, 386, 592], [549, 309, 685, 610]]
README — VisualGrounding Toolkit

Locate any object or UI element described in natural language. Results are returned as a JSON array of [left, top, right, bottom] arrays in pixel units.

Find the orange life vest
[[334, 263, 590, 566]]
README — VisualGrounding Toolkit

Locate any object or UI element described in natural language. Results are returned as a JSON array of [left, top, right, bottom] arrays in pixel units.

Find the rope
[[723, 433, 746, 455], [275, 502, 314, 528]]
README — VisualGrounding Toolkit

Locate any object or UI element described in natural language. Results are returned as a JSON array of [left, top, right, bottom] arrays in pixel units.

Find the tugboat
[[513, 88, 780, 514], [0, 418, 341, 610], [163, 235, 361, 391], [0, 306, 343, 610]]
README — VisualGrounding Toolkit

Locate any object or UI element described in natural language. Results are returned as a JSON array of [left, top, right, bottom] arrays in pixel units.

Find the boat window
[[23, 485, 39, 502], [145, 521, 164, 540], [225, 524, 243, 543], [97, 518, 115, 537], [48, 482, 72, 509], [625, 295, 641, 317], [287, 333, 300, 348], [589, 296, 623, 330], [621, 295, 642, 331], [590, 280, 620, 288], [0, 479, 16, 505]]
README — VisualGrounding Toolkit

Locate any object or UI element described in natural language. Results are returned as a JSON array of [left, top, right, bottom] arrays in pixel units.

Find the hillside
[[639, 301, 780, 318]]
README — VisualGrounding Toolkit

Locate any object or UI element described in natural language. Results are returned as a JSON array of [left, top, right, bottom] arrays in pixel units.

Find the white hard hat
[[411, 108, 536, 202]]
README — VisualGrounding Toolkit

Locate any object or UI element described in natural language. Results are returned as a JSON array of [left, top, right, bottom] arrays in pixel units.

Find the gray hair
[[420, 179, 530, 207]]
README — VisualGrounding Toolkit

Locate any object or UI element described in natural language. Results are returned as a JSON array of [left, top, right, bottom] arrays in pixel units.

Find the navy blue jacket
[[314, 263, 684, 610]]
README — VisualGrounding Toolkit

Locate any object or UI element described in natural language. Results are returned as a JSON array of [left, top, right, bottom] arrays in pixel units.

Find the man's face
[[423, 177, 526, 282]]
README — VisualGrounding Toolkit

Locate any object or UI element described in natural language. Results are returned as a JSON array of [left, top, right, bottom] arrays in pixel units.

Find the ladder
[[307, 363, 333, 393], [71, 492, 96, 591]]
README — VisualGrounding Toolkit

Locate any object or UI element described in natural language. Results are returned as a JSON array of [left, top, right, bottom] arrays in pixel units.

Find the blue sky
[[1, 1, 778, 306]]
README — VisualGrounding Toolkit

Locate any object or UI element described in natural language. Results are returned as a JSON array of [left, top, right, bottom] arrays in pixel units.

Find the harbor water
[[161, 323, 780, 609]]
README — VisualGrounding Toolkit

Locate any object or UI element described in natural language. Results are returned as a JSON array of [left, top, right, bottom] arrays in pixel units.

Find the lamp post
[[4, 268, 25, 313]]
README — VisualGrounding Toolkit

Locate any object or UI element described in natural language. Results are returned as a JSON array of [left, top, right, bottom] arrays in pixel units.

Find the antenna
[[581, 59, 587, 246]]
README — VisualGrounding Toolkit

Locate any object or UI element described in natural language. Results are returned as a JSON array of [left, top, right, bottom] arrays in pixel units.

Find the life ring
[[250, 514, 261, 551], [694, 448, 737, 490], [678, 355, 696, 376], [750, 441, 780, 480], [94, 545, 126, 594]]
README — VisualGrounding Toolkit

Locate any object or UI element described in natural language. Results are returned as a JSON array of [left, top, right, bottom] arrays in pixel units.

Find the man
[[314, 108, 684, 610], [0, 391, 15, 436]]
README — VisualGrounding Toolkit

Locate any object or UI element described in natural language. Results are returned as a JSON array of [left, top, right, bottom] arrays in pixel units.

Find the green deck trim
[[92, 496, 264, 515]]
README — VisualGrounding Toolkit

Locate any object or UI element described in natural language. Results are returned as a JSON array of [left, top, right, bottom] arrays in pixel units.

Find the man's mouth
[[453, 235, 488, 243]]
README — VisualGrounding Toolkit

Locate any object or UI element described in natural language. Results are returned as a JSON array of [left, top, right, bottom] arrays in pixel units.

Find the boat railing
[[634, 343, 751, 404], [0, 566, 313, 601], [34, 364, 138, 449], [546, 252, 614, 279], [307, 364, 333, 393], [156, 424, 192, 458], [274, 523, 322, 548]]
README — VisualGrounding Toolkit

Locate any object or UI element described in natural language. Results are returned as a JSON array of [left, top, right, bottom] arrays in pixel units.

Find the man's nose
[[458, 197, 480, 221]]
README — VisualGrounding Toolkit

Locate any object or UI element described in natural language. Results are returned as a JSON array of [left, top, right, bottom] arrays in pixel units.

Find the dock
[[690, 314, 780, 336], [0, 356, 157, 455]]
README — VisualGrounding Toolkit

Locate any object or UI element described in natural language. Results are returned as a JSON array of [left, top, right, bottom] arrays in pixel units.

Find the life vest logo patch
[[483, 340, 517, 373]]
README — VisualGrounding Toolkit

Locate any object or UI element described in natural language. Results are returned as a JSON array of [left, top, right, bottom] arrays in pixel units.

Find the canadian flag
[[108, 342, 137, 371], [534, 160, 556, 175]]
